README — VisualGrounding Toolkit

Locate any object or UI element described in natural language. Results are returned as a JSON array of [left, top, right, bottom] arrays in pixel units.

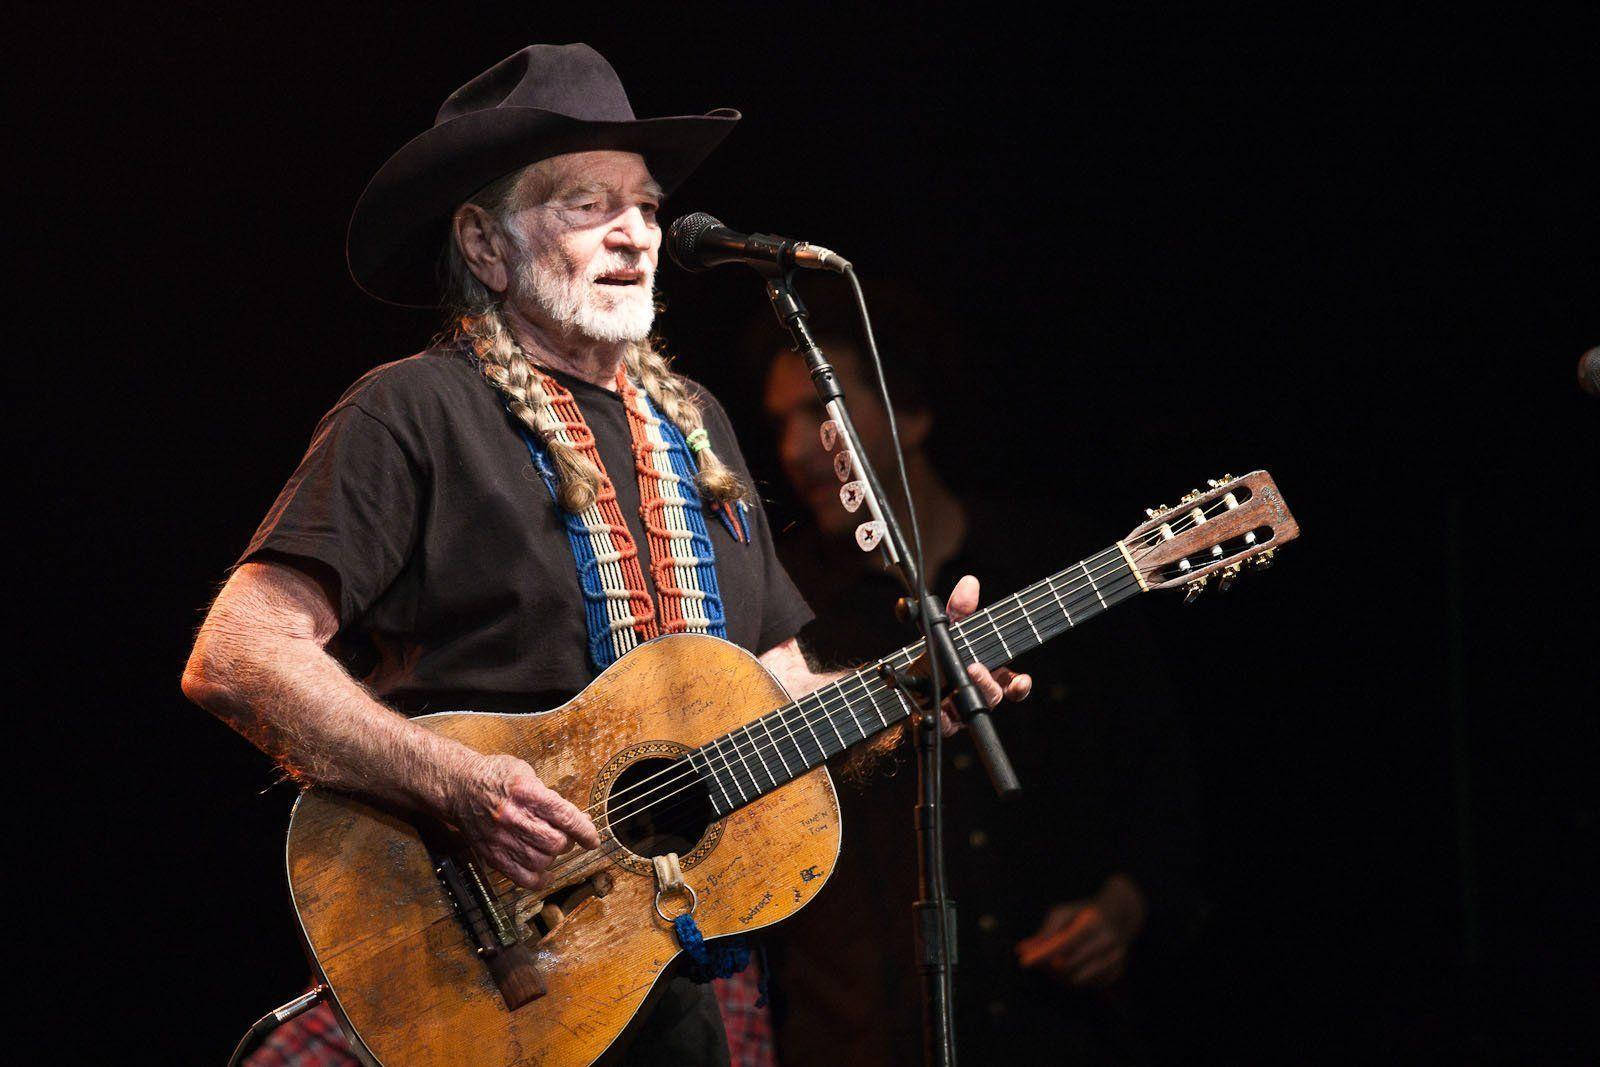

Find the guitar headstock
[[1120, 470, 1299, 600]]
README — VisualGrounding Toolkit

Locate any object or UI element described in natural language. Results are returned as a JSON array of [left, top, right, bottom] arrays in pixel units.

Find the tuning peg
[[1144, 505, 1168, 519], [1217, 562, 1243, 592], [1182, 575, 1209, 603], [834, 451, 854, 482], [1249, 548, 1276, 570], [1205, 474, 1235, 488], [1178, 488, 1205, 505]]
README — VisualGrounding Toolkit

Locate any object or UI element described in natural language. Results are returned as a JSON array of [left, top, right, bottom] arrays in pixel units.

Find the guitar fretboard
[[686, 544, 1143, 817]]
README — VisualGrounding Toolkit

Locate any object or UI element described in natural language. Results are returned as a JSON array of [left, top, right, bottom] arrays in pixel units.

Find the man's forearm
[[182, 564, 482, 816], [184, 632, 477, 814]]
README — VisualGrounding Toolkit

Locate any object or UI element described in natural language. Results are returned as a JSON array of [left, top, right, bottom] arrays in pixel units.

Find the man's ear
[[453, 204, 511, 295]]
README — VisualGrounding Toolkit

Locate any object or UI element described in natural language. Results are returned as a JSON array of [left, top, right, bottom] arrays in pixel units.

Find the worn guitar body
[[286, 634, 840, 1067]]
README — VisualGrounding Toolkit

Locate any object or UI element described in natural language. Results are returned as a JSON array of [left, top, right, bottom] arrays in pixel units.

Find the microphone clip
[[879, 661, 933, 704]]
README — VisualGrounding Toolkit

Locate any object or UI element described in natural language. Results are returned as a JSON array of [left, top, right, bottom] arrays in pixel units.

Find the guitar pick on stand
[[821, 419, 885, 554]]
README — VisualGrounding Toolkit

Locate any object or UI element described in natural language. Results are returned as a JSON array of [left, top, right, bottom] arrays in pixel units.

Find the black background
[[19, 5, 1597, 1063]]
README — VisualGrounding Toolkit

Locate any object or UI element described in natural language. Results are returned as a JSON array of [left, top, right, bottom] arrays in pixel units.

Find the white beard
[[517, 248, 656, 345]]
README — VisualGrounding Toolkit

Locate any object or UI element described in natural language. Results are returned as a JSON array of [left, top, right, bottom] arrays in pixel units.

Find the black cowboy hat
[[347, 43, 739, 307]]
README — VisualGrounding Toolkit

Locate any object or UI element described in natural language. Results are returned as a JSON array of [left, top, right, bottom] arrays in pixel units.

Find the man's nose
[[606, 207, 655, 251]]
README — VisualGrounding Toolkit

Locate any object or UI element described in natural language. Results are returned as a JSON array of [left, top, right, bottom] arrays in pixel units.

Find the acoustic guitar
[[284, 470, 1298, 1065]]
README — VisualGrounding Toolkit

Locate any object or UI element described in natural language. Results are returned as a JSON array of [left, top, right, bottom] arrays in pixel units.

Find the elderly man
[[182, 45, 1027, 1066]]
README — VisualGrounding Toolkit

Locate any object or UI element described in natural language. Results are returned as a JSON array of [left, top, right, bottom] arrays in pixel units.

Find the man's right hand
[[449, 753, 602, 889]]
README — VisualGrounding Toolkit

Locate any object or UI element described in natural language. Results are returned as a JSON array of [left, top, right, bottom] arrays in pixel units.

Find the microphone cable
[[842, 266, 956, 1066]]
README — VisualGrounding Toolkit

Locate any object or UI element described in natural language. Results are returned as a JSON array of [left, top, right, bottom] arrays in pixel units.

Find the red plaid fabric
[[714, 965, 775, 1067], [245, 972, 773, 1065], [243, 1002, 359, 1067]]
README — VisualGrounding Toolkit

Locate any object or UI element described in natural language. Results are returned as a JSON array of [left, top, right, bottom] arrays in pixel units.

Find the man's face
[[764, 348, 901, 536], [504, 150, 663, 344]]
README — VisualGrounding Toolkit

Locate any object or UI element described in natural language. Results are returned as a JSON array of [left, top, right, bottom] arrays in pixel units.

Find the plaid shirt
[[243, 1002, 357, 1067], [247, 968, 776, 1067], [714, 965, 776, 1067]]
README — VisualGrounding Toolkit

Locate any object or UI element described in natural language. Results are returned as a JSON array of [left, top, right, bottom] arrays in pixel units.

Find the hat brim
[[347, 107, 739, 308]]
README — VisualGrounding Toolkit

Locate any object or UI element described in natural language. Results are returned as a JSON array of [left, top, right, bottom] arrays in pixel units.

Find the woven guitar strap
[[514, 366, 749, 672]]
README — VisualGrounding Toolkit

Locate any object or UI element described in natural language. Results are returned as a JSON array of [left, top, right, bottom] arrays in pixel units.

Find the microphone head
[[1579, 347, 1600, 398], [667, 212, 724, 273]]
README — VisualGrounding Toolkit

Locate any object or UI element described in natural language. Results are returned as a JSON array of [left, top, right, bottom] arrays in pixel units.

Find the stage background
[[15, 5, 1597, 1062]]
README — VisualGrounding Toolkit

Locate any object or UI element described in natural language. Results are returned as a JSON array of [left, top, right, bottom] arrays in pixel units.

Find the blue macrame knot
[[672, 913, 752, 983]]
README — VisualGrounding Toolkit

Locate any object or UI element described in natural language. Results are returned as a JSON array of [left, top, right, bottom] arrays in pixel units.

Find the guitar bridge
[[522, 870, 614, 938], [434, 853, 547, 1010]]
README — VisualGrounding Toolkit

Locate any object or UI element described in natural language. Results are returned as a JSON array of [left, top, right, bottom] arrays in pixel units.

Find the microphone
[[667, 212, 851, 274], [1579, 347, 1600, 398]]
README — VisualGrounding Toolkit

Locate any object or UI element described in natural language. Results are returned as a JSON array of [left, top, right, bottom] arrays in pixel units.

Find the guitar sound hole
[[607, 756, 714, 860]]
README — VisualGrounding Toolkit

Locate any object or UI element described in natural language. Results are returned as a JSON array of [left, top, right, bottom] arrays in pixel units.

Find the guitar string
[[509, 495, 1245, 885], [489, 569, 1148, 900], [526, 546, 1132, 839], [543, 492, 1244, 827], [503, 567, 1150, 895], [488, 570, 1149, 904], [550, 545, 1138, 833], [482, 493, 1259, 896]]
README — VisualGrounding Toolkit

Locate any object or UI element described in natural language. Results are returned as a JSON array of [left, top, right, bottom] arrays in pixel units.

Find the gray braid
[[625, 341, 746, 506], [459, 306, 602, 513], [443, 160, 742, 512]]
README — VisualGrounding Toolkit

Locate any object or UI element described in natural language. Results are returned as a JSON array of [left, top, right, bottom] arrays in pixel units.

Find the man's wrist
[[394, 727, 485, 820]]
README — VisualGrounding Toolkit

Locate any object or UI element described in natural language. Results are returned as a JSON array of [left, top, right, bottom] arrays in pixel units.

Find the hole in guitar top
[[606, 755, 716, 861]]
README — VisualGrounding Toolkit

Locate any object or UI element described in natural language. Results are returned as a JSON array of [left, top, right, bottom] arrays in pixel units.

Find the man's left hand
[[1015, 874, 1147, 988], [938, 574, 1032, 737]]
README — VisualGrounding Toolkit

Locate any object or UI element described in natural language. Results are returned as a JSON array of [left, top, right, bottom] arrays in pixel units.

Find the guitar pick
[[834, 450, 854, 482], [855, 520, 885, 552], [840, 480, 866, 513], [819, 420, 839, 451]]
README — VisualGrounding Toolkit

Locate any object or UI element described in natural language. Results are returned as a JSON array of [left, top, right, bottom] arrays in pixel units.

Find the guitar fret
[[890, 685, 915, 722], [1020, 596, 1044, 644], [1049, 574, 1076, 626], [727, 735, 760, 800], [774, 706, 810, 767], [1080, 559, 1108, 609], [822, 684, 849, 750], [840, 678, 872, 740], [771, 708, 804, 768], [756, 715, 794, 778], [989, 612, 1012, 660], [863, 682, 890, 728], [742, 724, 778, 789], [794, 698, 829, 764], [711, 737, 750, 803], [686, 749, 734, 813], [732, 726, 764, 793], [729, 739, 758, 806]]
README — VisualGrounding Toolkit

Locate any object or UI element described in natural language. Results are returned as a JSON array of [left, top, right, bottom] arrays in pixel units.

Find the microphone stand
[[762, 268, 1020, 1067]]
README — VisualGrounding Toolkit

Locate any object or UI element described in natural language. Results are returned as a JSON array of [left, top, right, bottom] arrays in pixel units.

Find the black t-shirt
[[240, 345, 813, 714]]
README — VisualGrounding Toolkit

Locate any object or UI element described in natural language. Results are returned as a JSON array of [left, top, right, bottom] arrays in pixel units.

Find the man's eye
[[641, 203, 660, 216]]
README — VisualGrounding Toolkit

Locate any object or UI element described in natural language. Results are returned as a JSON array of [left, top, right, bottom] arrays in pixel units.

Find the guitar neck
[[688, 543, 1145, 816]]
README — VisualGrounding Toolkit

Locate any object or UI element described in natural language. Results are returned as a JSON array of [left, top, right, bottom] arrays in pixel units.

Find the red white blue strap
[[514, 368, 736, 671]]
